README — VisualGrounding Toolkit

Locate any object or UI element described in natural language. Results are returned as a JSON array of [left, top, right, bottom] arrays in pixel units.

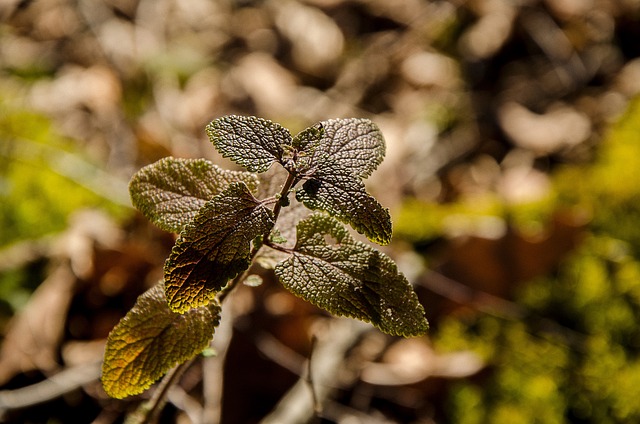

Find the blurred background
[[2, 0, 640, 422]]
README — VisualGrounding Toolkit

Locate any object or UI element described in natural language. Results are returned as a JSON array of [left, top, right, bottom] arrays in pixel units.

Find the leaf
[[206, 115, 292, 173], [290, 118, 390, 244], [164, 182, 274, 312], [129, 157, 259, 233], [274, 214, 428, 337], [291, 122, 324, 151], [101, 282, 220, 399], [295, 161, 392, 245], [297, 118, 385, 179]]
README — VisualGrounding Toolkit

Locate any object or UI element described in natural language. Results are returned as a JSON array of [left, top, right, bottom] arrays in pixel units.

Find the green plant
[[101, 116, 428, 405]]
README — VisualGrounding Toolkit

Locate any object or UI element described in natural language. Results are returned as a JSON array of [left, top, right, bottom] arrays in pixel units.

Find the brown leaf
[[0, 264, 76, 385]]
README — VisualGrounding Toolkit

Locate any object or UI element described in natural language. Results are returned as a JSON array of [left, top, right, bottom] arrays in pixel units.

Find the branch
[[219, 169, 297, 303], [419, 270, 587, 345], [260, 318, 371, 424], [201, 298, 236, 424], [125, 359, 194, 424], [0, 360, 101, 415]]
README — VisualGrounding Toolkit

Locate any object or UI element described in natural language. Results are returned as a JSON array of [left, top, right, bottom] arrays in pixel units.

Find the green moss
[[426, 97, 640, 422], [437, 316, 570, 423], [0, 94, 128, 246]]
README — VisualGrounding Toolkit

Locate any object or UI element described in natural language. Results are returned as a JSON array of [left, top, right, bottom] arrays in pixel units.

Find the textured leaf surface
[[291, 122, 324, 152], [206, 115, 292, 173], [101, 282, 220, 399], [274, 214, 428, 337], [298, 118, 385, 179], [296, 161, 392, 245], [129, 157, 258, 233], [165, 182, 274, 312]]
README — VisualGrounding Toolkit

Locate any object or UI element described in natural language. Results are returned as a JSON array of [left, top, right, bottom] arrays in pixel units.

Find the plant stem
[[271, 171, 300, 225], [264, 239, 294, 254], [126, 359, 194, 424], [132, 168, 300, 422], [218, 169, 298, 302]]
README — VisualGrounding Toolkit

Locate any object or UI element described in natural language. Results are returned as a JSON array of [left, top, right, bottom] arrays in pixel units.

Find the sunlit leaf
[[129, 157, 258, 233], [206, 115, 292, 173], [295, 161, 392, 245], [290, 123, 325, 168], [101, 282, 220, 399], [291, 122, 324, 150], [296, 118, 385, 179], [274, 214, 428, 337], [164, 182, 274, 312]]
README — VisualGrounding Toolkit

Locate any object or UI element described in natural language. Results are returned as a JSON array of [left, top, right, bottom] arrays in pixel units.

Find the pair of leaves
[[207, 116, 391, 245], [129, 158, 273, 312], [206, 116, 383, 178], [131, 116, 392, 314], [104, 159, 261, 398], [275, 214, 428, 337], [164, 182, 274, 312]]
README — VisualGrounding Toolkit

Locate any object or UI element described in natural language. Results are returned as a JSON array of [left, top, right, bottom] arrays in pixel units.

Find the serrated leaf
[[291, 122, 324, 150], [164, 182, 274, 312], [295, 161, 392, 245], [206, 115, 292, 173], [129, 157, 258, 233], [274, 214, 428, 337], [101, 282, 220, 399], [296, 118, 385, 179]]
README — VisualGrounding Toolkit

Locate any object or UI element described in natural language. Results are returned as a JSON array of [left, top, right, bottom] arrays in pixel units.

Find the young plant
[[101, 115, 428, 400]]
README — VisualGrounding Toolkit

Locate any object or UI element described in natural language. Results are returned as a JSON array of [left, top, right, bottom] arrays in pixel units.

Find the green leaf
[[295, 161, 392, 245], [164, 182, 274, 312], [206, 115, 292, 173], [274, 214, 428, 337], [296, 118, 385, 179], [291, 122, 324, 150], [129, 157, 259, 233], [101, 282, 220, 399]]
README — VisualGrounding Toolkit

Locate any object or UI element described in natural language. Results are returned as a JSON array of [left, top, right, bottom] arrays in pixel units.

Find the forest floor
[[2, 0, 640, 422]]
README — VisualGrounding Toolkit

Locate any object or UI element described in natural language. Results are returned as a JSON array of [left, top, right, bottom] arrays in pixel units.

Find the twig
[[419, 270, 526, 320], [260, 318, 370, 424], [254, 332, 306, 377], [0, 235, 53, 273], [219, 168, 298, 302], [126, 359, 194, 424], [0, 360, 102, 415], [306, 335, 321, 415], [166, 385, 203, 424], [201, 299, 236, 424], [419, 269, 587, 347]]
